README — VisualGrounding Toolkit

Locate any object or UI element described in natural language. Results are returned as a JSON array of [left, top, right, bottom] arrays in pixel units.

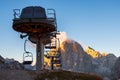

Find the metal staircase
[[44, 32, 61, 70]]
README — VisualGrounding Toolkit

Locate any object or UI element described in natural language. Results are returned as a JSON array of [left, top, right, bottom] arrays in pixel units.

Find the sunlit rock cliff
[[59, 39, 117, 79], [85, 46, 108, 58], [85, 46, 117, 78], [60, 39, 93, 72]]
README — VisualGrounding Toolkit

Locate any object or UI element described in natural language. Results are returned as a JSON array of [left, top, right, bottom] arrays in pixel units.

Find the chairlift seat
[[23, 61, 32, 65]]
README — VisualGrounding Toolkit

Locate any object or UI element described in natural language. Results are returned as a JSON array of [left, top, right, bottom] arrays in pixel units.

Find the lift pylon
[[12, 6, 58, 71]]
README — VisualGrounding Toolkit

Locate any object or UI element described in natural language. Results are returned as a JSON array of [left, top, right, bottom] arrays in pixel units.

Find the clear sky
[[0, 0, 120, 62]]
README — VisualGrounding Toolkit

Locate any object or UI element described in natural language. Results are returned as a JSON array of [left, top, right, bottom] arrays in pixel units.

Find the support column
[[36, 37, 44, 71], [51, 57, 54, 70]]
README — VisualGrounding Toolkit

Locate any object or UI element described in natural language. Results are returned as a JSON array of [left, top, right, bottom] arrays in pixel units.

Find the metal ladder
[[44, 32, 61, 70]]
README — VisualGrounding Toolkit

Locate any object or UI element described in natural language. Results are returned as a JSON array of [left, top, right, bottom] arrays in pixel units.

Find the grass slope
[[35, 70, 103, 80]]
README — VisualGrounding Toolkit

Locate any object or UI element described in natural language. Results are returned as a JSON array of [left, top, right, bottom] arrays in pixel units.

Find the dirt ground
[[0, 69, 103, 80], [0, 69, 36, 80]]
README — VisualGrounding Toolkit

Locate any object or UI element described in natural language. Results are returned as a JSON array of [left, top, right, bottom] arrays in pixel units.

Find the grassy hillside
[[35, 70, 103, 80], [0, 69, 103, 80]]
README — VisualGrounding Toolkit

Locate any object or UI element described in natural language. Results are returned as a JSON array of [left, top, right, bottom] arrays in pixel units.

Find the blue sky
[[0, 0, 120, 62]]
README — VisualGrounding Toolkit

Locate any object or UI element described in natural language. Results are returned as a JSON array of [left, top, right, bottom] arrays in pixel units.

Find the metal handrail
[[13, 9, 20, 19], [47, 9, 57, 30]]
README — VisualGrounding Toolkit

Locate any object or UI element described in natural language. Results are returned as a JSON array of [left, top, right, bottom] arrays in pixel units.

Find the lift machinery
[[12, 6, 61, 71]]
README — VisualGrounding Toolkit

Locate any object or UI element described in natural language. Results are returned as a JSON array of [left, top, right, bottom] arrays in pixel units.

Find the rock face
[[85, 46, 117, 78], [0, 58, 24, 70], [0, 55, 5, 64], [92, 54, 117, 77], [59, 39, 117, 79], [111, 57, 120, 80], [85, 46, 102, 58], [60, 39, 93, 73]]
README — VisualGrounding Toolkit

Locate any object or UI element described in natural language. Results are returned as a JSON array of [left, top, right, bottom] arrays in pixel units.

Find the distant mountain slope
[[0, 57, 23, 70]]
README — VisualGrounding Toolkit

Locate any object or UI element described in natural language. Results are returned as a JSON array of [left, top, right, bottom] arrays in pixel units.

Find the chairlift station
[[12, 6, 61, 71]]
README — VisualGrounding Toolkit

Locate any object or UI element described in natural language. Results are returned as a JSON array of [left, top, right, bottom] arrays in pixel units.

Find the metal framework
[[45, 35, 61, 70], [12, 6, 61, 71]]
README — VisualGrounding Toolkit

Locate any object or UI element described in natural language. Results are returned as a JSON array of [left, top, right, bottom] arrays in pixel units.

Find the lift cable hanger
[[23, 39, 33, 65]]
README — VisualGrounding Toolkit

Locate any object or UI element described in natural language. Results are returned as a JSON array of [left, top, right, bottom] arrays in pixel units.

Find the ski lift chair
[[23, 51, 33, 65], [23, 40, 33, 65]]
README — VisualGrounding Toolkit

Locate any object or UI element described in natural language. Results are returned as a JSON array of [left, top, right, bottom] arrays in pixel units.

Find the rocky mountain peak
[[85, 46, 108, 58]]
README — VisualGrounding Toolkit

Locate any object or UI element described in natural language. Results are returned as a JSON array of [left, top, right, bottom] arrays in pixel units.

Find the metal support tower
[[12, 6, 58, 71], [36, 37, 44, 70]]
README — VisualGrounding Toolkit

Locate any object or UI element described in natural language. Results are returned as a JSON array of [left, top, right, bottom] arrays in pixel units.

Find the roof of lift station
[[12, 6, 57, 34]]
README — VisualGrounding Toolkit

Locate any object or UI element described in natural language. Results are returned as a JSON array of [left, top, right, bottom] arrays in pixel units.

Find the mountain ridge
[[57, 38, 117, 80]]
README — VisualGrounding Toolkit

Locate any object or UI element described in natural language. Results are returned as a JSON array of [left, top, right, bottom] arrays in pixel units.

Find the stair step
[[45, 46, 56, 49]]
